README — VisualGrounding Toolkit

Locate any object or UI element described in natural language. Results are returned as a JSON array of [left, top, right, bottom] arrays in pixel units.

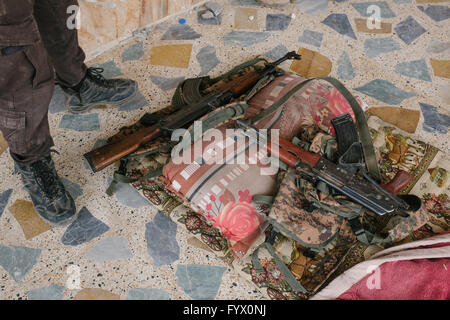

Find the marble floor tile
[[145, 212, 180, 267], [354, 18, 392, 34], [9, 200, 52, 240], [197, 46, 221, 75], [0, 133, 7, 157], [0, 245, 41, 282], [426, 41, 450, 54], [419, 103, 450, 134], [150, 76, 186, 91], [417, 5, 450, 22], [430, 59, 450, 79], [296, 0, 328, 14], [61, 178, 83, 201], [74, 288, 120, 300], [61, 207, 110, 246], [49, 86, 68, 114], [126, 288, 171, 300], [83, 237, 133, 262], [264, 44, 289, 61], [122, 42, 145, 63], [289, 47, 332, 78], [117, 90, 149, 112], [149, 44, 193, 69], [223, 31, 271, 47], [322, 13, 357, 40], [0, 189, 12, 218], [198, 11, 223, 26], [91, 60, 123, 78], [337, 51, 356, 81], [161, 25, 202, 41], [395, 59, 432, 82], [298, 30, 323, 47], [351, 1, 396, 18], [59, 114, 100, 132], [266, 14, 291, 31], [364, 37, 401, 58], [27, 284, 65, 300], [394, 16, 426, 45], [367, 107, 420, 133], [176, 264, 226, 300], [354, 79, 416, 104], [234, 7, 259, 30]]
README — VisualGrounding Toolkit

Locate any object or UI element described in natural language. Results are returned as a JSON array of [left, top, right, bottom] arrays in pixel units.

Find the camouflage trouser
[[0, 0, 87, 164]]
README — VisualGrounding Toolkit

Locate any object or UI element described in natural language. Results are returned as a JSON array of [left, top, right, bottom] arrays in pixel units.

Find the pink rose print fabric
[[211, 192, 262, 242]]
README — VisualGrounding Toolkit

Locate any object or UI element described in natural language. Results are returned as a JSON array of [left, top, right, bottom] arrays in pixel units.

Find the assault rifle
[[84, 52, 302, 172], [237, 119, 421, 217]]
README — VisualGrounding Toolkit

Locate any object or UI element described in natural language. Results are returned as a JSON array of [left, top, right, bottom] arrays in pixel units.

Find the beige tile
[[289, 47, 332, 78], [9, 200, 52, 240], [149, 44, 193, 69], [74, 288, 120, 300], [355, 18, 392, 34], [234, 8, 259, 30], [0, 133, 8, 157], [430, 59, 450, 79], [368, 107, 420, 134]]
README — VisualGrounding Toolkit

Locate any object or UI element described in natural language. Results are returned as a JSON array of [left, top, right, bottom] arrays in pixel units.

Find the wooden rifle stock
[[381, 170, 412, 195], [84, 125, 161, 172], [204, 70, 264, 97]]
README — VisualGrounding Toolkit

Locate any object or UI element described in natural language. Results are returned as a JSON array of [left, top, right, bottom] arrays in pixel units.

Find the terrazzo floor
[[0, 0, 449, 300]]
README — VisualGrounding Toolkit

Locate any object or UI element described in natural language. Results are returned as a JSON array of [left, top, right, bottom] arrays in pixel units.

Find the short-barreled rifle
[[237, 119, 421, 217]]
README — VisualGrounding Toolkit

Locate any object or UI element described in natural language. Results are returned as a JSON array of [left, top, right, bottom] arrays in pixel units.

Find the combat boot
[[15, 153, 77, 226], [61, 67, 137, 114]]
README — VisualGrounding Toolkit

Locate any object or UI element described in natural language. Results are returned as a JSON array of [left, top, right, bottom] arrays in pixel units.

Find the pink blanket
[[312, 233, 450, 300], [338, 256, 450, 300]]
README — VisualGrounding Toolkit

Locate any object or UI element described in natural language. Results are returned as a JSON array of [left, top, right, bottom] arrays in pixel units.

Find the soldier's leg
[[0, 1, 76, 226], [32, 0, 86, 87], [33, 0, 137, 114], [0, 0, 54, 164]]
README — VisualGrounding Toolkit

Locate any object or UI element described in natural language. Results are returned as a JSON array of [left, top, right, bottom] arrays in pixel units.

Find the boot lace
[[86, 67, 116, 89], [30, 155, 64, 200]]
